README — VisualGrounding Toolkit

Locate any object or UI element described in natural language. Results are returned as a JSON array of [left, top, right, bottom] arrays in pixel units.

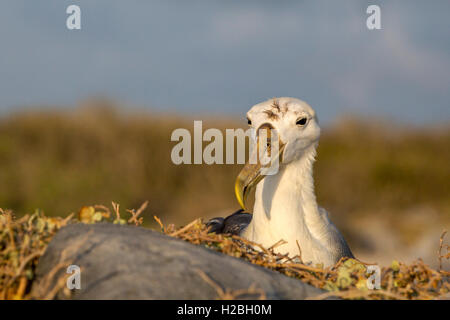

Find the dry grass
[[0, 202, 143, 300], [0, 208, 70, 299]]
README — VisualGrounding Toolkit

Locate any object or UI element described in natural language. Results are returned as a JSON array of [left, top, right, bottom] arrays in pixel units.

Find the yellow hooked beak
[[235, 127, 285, 210]]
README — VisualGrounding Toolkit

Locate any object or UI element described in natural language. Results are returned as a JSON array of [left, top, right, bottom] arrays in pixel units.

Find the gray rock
[[31, 223, 325, 299]]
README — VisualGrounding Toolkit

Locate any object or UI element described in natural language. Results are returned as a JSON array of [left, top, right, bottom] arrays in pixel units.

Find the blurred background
[[0, 1, 449, 268]]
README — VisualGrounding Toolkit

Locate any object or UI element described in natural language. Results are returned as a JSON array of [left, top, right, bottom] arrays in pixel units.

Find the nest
[[0, 203, 448, 300]]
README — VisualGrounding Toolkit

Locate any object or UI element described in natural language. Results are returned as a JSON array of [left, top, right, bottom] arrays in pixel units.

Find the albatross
[[208, 97, 354, 267]]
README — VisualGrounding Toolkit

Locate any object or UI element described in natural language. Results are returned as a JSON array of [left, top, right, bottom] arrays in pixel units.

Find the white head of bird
[[235, 97, 353, 267]]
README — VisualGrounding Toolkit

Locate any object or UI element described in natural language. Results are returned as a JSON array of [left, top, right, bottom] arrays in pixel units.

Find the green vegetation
[[1, 205, 448, 300]]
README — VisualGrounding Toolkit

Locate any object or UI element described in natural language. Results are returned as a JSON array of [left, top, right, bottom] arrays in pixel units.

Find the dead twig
[[438, 230, 448, 272], [127, 201, 148, 226]]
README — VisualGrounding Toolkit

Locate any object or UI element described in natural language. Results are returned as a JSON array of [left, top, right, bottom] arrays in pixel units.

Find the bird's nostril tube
[[256, 123, 275, 146], [255, 123, 276, 158], [256, 123, 274, 136]]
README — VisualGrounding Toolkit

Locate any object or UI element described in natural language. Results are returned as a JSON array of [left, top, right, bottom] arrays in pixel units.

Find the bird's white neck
[[242, 144, 334, 264]]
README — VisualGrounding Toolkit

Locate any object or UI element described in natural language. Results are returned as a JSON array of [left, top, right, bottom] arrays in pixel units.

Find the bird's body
[[208, 97, 353, 267], [241, 143, 353, 266]]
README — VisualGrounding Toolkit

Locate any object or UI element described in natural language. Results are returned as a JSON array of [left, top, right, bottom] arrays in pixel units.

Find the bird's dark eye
[[296, 117, 307, 126], [247, 118, 252, 125]]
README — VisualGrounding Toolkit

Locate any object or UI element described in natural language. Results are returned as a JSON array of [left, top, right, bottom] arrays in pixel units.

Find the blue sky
[[0, 0, 449, 124]]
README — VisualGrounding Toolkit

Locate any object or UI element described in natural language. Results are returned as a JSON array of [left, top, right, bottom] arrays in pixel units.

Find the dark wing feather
[[206, 209, 252, 235]]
